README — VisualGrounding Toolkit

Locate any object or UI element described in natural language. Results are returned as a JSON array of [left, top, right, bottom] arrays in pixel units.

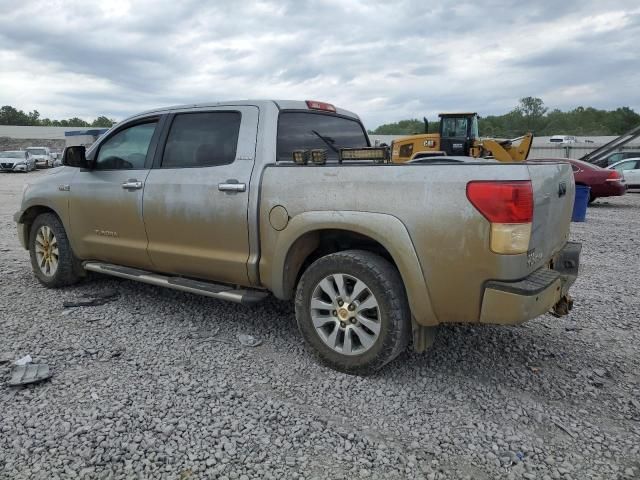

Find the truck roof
[[123, 100, 360, 124]]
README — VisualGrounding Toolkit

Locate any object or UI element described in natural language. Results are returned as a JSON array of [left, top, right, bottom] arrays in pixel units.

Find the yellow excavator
[[390, 112, 533, 163]]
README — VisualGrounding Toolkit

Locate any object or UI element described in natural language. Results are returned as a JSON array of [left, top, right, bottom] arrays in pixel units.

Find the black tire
[[295, 250, 411, 375], [29, 213, 81, 288], [588, 194, 596, 204]]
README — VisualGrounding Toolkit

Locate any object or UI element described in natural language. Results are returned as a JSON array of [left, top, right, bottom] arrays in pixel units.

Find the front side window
[[95, 122, 157, 170], [162, 112, 241, 168], [276, 112, 368, 162]]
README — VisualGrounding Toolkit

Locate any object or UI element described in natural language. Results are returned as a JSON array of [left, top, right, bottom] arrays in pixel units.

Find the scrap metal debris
[[8, 363, 52, 386], [551, 418, 576, 439], [237, 334, 262, 347], [63, 289, 120, 308], [14, 355, 33, 366]]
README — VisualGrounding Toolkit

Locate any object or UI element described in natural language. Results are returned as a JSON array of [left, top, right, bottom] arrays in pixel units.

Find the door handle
[[218, 182, 246, 192], [122, 180, 143, 190]]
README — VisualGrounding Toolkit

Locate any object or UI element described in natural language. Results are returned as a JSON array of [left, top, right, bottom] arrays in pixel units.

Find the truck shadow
[[69, 275, 616, 412]]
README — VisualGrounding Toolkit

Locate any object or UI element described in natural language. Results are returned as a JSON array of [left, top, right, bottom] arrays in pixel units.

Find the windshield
[[441, 117, 468, 138], [27, 148, 46, 155], [276, 112, 369, 162], [0, 151, 23, 158]]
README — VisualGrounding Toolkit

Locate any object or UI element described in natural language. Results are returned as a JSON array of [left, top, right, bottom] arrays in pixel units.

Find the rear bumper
[[479, 242, 581, 325], [591, 181, 626, 198]]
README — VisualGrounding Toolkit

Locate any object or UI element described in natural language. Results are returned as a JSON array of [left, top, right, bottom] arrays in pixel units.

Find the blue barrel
[[572, 185, 591, 222]]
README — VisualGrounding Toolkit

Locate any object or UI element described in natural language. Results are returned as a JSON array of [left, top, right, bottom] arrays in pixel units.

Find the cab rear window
[[276, 112, 369, 162]]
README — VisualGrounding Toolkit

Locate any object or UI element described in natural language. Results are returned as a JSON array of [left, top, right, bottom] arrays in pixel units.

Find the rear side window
[[162, 112, 241, 168], [276, 112, 368, 162]]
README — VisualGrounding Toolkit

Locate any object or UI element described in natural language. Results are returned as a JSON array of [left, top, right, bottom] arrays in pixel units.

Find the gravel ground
[[1, 170, 639, 480]]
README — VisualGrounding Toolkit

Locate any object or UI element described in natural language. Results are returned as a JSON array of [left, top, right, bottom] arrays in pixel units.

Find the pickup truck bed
[[259, 159, 576, 327]]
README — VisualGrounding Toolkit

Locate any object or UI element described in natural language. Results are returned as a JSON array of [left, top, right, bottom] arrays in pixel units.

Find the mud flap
[[411, 317, 439, 353]]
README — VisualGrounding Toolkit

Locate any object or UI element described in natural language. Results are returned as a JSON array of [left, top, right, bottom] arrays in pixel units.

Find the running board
[[83, 262, 268, 305]]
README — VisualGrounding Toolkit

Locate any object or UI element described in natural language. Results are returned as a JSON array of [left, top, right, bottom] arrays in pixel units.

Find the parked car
[[530, 158, 625, 203], [14, 100, 580, 374], [608, 158, 640, 188], [549, 135, 577, 144], [0, 150, 36, 172], [601, 150, 640, 167], [26, 146, 54, 168]]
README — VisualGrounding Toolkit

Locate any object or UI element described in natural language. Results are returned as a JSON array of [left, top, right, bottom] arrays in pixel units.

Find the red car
[[530, 158, 626, 203]]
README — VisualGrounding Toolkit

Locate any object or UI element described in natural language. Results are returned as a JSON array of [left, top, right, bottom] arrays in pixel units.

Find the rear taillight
[[306, 100, 337, 112], [466, 181, 533, 255], [606, 170, 622, 182]]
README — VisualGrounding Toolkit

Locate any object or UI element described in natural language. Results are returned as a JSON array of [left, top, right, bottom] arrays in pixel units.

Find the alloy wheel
[[34, 225, 59, 277], [310, 273, 381, 356]]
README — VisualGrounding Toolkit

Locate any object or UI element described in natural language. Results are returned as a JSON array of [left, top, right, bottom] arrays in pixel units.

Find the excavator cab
[[438, 113, 479, 156]]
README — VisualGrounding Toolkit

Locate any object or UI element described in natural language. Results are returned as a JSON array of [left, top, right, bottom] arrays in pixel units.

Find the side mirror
[[63, 146, 88, 168]]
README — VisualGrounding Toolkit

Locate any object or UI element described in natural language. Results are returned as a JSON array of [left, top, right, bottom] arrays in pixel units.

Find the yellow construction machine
[[390, 112, 533, 163]]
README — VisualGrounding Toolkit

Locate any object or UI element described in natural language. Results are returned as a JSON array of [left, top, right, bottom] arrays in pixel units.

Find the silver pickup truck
[[15, 100, 580, 374]]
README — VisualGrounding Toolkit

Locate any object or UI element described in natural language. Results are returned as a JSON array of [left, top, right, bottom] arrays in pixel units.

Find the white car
[[0, 150, 36, 172], [26, 146, 54, 168], [608, 158, 640, 188]]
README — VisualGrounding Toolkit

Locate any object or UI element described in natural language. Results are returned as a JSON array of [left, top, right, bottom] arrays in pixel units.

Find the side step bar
[[83, 262, 269, 305]]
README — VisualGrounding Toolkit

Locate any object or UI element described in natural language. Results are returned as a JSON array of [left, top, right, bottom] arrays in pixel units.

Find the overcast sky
[[0, 0, 638, 129]]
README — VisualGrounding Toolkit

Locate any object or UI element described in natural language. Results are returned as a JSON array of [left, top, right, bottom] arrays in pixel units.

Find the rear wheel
[[295, 250, 410, 375], [29, 213, 81, 288]]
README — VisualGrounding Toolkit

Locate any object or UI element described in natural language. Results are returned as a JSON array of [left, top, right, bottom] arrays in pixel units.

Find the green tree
[[91, 116, 116, 127], [0, 105, 30, 125], [373, 100, 639, 138], [371, 118, 427, 135], [514, 97, 548, 133]]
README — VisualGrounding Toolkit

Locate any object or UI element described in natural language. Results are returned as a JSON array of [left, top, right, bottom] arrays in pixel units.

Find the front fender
[[265, 210, 439, 326], [14, 168, 75, 250]]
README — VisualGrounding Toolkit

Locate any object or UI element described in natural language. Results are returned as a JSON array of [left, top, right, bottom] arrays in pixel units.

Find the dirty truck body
[[15, 100, 580, 374]]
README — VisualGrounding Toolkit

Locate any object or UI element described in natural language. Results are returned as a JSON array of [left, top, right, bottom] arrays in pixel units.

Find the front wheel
[[295, 250, 410, 375], [29, 213, 81, 288]]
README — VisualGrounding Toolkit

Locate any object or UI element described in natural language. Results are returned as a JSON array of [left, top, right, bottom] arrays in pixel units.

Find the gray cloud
[[0, 0, 638, 128]]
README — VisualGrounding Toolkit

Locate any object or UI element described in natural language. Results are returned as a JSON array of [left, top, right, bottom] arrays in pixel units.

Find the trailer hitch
[[551, 294, 574, 317]]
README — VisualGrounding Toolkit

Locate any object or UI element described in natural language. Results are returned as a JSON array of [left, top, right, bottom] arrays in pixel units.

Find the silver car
[[0, 150, 36, 172]]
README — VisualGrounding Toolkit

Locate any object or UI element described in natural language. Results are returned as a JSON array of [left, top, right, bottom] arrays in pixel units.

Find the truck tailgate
[[527, 162, 575, 269]]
